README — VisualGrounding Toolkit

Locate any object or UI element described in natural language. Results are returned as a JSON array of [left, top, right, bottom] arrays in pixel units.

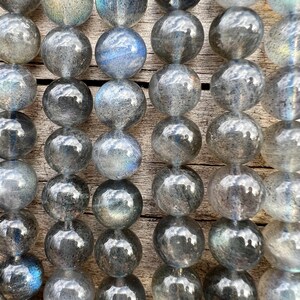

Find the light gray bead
[[216, 0, 258, 8], [155, 0, 200, 11], [0, 0, 40, 14], [268, 0, 300, 15]]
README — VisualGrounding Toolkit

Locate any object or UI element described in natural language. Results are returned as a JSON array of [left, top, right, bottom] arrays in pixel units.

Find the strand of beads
[[203, 1, 266, 299], [0, 1, 43, 299], [40, 1, 95, 299], [149, 1, 205, 299], [258, 1, 300, 299], [92, 1, 147, 298]]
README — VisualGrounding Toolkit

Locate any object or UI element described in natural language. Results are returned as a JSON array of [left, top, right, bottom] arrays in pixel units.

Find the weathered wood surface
[[0, 0, 281, 298]]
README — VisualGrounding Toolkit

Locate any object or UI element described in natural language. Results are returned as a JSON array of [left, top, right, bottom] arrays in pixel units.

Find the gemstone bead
[[268, 0, 300, 16], [0, 0, 40, 14], [155, 0, 200, 11], [216, 0, 258, 8]]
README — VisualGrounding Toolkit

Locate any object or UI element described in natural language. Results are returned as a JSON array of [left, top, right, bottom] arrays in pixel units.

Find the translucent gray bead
[[152, 265, 202, 300], [149, 64, 201, 116], [95, 80, 146, 130], [209, 7, 264, 59], [42, 174, 89, 222], [44, 269, 95, 300], [152, 166, 204, 216], [151, 10, 204, 64], [208, 165, 266, 220], [216, 0, 258, 8], [95, 27, 146, 79], [206, 112, 263, 164], [268, 0, 300, 16], [211, 59, 265, 112], [0, 0, 40, 14], [44, 127, 92, 175], [93, 180, 142, 229], [0, 111, 37, 160], [93, 130, 142, 180], [0, 160, 37, 211], [45, 220, 94, 268], [152, 116, 202, 166], [155, 0, 200, 11], [0, 14, 40, 64], [41, 27, 92, 78], [43, 78, 93, 127], [153, 216, 204, 268]]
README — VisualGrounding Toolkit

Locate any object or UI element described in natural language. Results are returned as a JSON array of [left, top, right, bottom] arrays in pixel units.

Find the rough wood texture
[[0, 0, 280, 299]]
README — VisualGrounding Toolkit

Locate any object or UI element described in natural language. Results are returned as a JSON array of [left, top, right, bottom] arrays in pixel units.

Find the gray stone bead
[[93, 130, 142, 180], [0, 210, 38, 257], [206, 112, 263, 164], [268, 0, 300, 16], [41, 27, 92, 78], [152, 265, 202, 300], [211, 59, 265, 112], [216, 0, 258, 8], [45, 219, 94, 268], [95, 229, 142, 278], [44, 269, 95, 300], [43, 78, 93, 127], [0, 111, 37, 160], [152, 166, 204, 216], [42, 174, 89, 222], [209, 218, 264, 271], [153, 216, 205, 268], [151, 10, 204, 64], [0, 0, 40, 14], [204, 266, 257, 300], [149, 64, 201, 116], [152, 116, 202, 167], [209, 7, 264, 59], [0, 14, 40, 64], [93, 180, 142, 229], [45, 127, 92, 175], [155, 0, 200, 11], [0, 64, 37, 112], [0, 160, 37, 211], [208, 165, 266, 221], [95, 80, 146, 130]]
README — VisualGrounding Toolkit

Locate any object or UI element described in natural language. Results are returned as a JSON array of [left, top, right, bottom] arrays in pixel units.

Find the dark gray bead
[[0, 0, 40, 14], [209, 7, 264, 59], [216, 0, 258, 8], [151, 10, 204, 64], [155, 0, 200, 11]]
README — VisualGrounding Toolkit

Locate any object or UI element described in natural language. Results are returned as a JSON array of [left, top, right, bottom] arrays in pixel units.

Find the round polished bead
[[44, 269, 95, 300], [151, 10, 204, 64], [152, 116, 202, 166], [45, 220, 93, 268], [153, 216, 204, 268], [95, 229, 142, 278], [216, 0, 258, 8], [95, 80, 146, 129], [152, 265, 202, 300], [41, 27, 92, 78], [261, 121, 300, 172], [42, 174, 89, 222], [45, 127, 92, 174], [93, 130, 142, 180], [268, 0, 300, 15], [209, 7, 263, 59], [155, 0, 200, 11], [211, 60, 265, 112], [0, 14, 40, 64], [0, 0, 40, 14], [93, 180, 142, 229], [43, 78, 93, 127], [149, 64, 201, 116], [208, 165, 266, 220], [152, 166, 204, 216]]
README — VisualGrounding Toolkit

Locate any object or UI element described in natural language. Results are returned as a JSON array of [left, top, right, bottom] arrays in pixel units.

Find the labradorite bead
[[152, 166, 204, 216], [0, 14, 40, 64], [0, 0, 40, 14], [268, 0, 300, 16], [153, 216, 204, 268], [93, 131, 142, 180], [93, 180, 142, 229], [204, 266, 257, 300], [211, 59, 265, 112], [209, 7, 263, 59], [216, 0, 258, 8], [152, 116, 202, 166], [44, 127, 92, 175], [208, 165, 266, 221], [45, 220, 94, 268], [95, 229, 142, 278], [95, 80, 146, 130], [43, 78, 93, 127], [155, 0, 200, 11], [151, 10, 204, 64], [152, 265, 202, 300], [149, 64, 201, 116], [41, 27, 92, 78]]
